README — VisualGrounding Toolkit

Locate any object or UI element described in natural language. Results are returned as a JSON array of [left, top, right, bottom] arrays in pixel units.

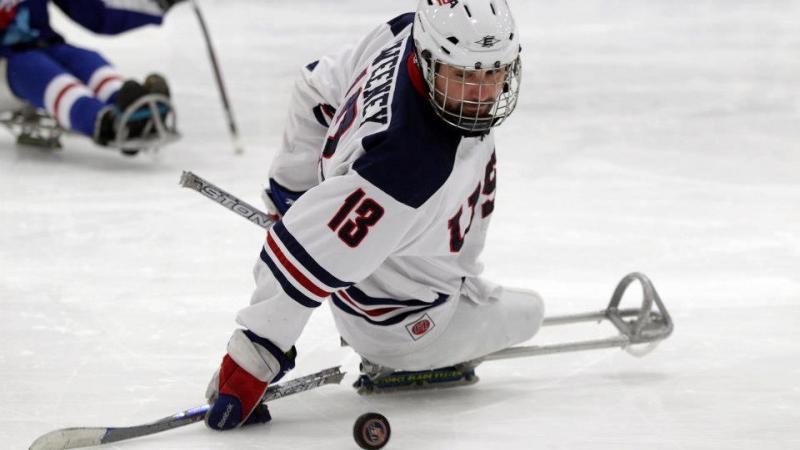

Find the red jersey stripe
[[338, 290, 403, 318], [266, 232, 330, 298]]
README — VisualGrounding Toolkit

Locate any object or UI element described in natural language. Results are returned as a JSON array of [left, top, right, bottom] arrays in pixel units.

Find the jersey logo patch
[[406, 314, 435, 340]]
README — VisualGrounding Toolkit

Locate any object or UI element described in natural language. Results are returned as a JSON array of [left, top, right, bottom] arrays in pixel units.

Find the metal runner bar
[[484, 273, 673, 362]]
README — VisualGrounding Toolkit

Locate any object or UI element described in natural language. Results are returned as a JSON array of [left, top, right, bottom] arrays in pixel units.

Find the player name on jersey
[[362, 39, 404, 126]]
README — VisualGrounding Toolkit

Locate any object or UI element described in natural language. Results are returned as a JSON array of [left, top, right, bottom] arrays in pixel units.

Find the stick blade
[[29, 427, 107, 450]]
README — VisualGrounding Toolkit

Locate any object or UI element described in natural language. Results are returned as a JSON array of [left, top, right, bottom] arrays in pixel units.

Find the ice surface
[[1, 1, 798, 449]]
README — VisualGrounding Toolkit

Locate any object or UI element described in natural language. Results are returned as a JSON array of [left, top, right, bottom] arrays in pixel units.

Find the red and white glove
[[205, 329, 295, 430]]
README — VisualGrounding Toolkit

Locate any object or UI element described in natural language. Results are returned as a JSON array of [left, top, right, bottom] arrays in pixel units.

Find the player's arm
[[52, 0, 181, 34], [265, 21, 400, 215], [206, 172, 420, 430], [262, 62, 339, 216], [206, 19, 418, 430]]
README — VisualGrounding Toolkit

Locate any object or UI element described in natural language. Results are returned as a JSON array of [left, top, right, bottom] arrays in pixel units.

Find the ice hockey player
[[205, 0, 544, 430], [0, 0, 184, 152]]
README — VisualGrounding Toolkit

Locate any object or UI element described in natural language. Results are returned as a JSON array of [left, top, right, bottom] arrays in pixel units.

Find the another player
[[0, 0, 184, 153], [205, 0, 544, 430]]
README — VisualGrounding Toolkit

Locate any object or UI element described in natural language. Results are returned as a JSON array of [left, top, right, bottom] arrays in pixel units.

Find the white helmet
[[413, 0, 522, 133]]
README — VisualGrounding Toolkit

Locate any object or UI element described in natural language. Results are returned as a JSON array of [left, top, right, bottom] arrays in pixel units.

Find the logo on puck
[[354, 412, 391, 449], [364, 419, 387, 443], [406, 314, 435, 340]]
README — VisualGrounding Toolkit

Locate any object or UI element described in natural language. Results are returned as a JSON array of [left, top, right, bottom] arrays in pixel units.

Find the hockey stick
[[179, 170, 273, 229], [29, 366, 345, 450], [190, 0, 244, 154]]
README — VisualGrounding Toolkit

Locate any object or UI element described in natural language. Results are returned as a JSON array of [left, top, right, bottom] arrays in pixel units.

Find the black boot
[[91, 76, 177, 154], [114, 80, 151, 140], [92, 80, 149, 147], [92, 106, 116, 147], [143, 73, 170, 97], [142, 73, 172, 128]]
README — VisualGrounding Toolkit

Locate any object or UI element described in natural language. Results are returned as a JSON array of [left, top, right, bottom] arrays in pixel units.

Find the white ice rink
[[1, 1, 799, 448]]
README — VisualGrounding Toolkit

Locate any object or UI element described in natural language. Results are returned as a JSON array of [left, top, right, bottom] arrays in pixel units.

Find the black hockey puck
[[353, 412, 391, 449]]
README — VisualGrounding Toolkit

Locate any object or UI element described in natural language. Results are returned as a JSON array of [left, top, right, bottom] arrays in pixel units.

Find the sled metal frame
[[0, 106, 64, 149], [111, 93, 180, 153], [483, 272, 673, 361], [1, 95, 179, 154]]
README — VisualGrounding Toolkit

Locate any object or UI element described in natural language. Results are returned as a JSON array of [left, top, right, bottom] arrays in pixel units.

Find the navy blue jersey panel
[[354, 38, 461, 209], [387, 12, 415, 36]]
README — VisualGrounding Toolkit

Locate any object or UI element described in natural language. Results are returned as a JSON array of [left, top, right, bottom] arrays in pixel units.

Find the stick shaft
[[190, 0, 242, 152], [29, 367, 344, 450], [179, 171, 274, 229]]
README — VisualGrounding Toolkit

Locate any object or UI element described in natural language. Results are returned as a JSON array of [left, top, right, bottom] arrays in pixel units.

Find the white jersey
[[237, 13, 502, 358]]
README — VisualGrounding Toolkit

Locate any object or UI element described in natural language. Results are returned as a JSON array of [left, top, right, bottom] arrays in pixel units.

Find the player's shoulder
[[386, 12, 415, 36], [352, 44, 464, 209], [357, 11, 415, 47], [333, 11, 462, 210], [350, 25, 467, 209]]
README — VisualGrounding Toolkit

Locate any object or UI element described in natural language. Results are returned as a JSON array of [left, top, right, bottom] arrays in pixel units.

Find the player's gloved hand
[[156, 0, 186, 13], [205, 329, 296, 430], [262, 180, 306, 220]]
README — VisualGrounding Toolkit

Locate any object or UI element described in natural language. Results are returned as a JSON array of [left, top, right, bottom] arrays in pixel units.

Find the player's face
[[433, 64, 508, 118]]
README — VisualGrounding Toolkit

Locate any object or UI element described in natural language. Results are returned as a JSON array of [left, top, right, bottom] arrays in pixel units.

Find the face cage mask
[[420, 55, 522, 133]]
